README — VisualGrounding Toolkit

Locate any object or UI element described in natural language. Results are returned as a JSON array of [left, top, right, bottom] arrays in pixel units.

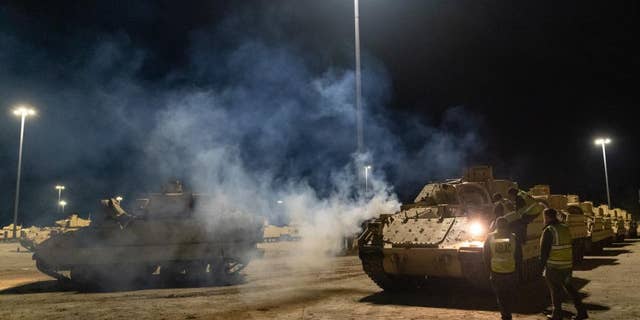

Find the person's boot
[[572, 309, 588, 320], [546, 310, 563, 320]]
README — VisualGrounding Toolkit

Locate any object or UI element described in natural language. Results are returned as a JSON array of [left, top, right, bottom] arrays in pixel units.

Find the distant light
[[365, 165, 372, 169], [13, 106, 36, 117], [276, 200, 284, 204], [594, 138, 611, 145], [115, 196, 123, 202], [55, 185, 65, 190], [59, 200, 67, 206]]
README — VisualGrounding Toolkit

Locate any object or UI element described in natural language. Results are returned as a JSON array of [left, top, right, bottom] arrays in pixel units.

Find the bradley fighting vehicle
[[579, 201, 614, 252], [33, 181, 264, 288], [20, 214, 91, 251], [528, 186, 588, 264], [600, 205, 627, 242], [358, 166, 546, 290], [626, 212, 638, 238]]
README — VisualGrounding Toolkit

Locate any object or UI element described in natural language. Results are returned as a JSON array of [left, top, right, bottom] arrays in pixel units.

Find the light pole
[[354, 0, 363, 153], [59, 200, 67, 214], [11, 106, 36, 239], [364, 165, 372, 193], [55, 185, 65, 213], [594, 138, 612, 208]]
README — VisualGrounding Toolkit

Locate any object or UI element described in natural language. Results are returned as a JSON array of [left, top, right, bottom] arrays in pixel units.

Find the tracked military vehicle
[[627, 212, 638, 238], [33, 181, 264, 288], [358, 166, 545, 290], [20, 214, 92, 251], [580, 201, 614, 252], [602, 205, 627, 242], [528, 187, 588, 264]]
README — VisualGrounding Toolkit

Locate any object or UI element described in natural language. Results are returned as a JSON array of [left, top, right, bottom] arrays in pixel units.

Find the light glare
[[469, 221, 485, 237], [13, 106, 36, 117]]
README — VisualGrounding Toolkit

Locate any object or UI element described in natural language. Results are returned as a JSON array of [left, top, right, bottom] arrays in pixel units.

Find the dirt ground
[[1, 240, 638, 320]]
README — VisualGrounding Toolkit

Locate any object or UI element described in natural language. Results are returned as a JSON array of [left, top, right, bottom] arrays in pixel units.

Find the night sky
[[1, 1, 639, 226]]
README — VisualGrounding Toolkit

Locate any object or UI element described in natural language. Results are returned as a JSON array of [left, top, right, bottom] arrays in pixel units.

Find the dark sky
[[1, 1, 639, 225]]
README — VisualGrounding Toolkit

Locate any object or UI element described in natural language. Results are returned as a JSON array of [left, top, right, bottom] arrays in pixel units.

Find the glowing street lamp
[[55, 185, 65, 213], [364, 165, 372, 193], [594, 138, 612, 207], [59, 200, 67, 214], [11, 105, 36, 239], [115, 196, 123, 202]]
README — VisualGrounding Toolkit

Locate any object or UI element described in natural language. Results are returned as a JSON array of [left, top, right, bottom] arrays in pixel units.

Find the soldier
[[540, 208, 588, 320], [507, 188, 545, 244], [493, 193, 507, 218], [507, 188, 544, 219], [484, 216, 521, 320], [489, 193, 513, 231]]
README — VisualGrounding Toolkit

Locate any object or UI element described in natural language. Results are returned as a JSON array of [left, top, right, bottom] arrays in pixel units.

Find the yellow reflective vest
[[545, 223, 573, 269], [488, 232, 517, 273], [517, 191, 544, 218]]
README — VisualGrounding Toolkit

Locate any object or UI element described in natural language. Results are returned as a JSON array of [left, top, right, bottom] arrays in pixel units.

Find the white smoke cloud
[[0, 6, 483, 248]]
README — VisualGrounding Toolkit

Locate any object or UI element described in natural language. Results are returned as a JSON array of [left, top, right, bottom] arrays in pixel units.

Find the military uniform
[[541, 221, 588, 320], [484, 230, 521, 320], [503, 190, 544, 244]]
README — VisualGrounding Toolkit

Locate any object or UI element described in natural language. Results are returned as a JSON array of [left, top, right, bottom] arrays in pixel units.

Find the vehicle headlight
[[469, 221, 485, 237]]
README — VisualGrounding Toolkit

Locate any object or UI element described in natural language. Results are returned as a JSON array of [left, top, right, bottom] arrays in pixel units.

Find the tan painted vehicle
[[605, 206, 627, 242], [33, 181, 264, 289], [621, 210, 635, 238], [528, 187, 588, 263], [358, 166, 545, 290], [20, 214, 92, 251], [0, 224, 22, 241], [263, 223, 301, 242], [597, 205, 616, 244], [580, 201, 614, 252], [627, 212, 638, 238]]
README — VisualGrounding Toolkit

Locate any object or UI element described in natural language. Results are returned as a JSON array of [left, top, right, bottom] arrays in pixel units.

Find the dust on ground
[[1, 240, 638, 319]]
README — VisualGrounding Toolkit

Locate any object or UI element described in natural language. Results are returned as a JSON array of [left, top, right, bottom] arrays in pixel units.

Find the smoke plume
[[0, 4, 483, 257]]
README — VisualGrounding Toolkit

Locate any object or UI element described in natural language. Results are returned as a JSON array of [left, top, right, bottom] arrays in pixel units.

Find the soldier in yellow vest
[[484, 217, 521, 320], [540, 208, 588, 320]]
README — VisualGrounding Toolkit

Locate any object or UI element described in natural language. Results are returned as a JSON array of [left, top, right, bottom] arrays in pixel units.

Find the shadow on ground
[[608, 242, 632, 248], [0, 275, 246, 294], [574, 258, 619, 271], [588, 249, 630, 256], [360, 276, 609, 315]]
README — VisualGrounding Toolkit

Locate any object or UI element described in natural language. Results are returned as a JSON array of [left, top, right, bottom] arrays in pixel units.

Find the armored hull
[[358, 166, 545, 290], [33, 183, 263, 289], [580, 202, 614, 252], [529, 189, 588, 264]]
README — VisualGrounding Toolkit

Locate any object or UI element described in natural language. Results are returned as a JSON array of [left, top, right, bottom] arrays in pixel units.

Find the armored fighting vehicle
[[626, 212, 638, 238], [358, 166, 545, 290], [580, 201, 614, 252], [597, 205, 616, 245], [605, 206, 627, 242], [33, 181, 264, 288], [620, 210, 634, 238], [263, 223, 301, 242], [20, 214, 92, 251], [528, 187, 587, 263]]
